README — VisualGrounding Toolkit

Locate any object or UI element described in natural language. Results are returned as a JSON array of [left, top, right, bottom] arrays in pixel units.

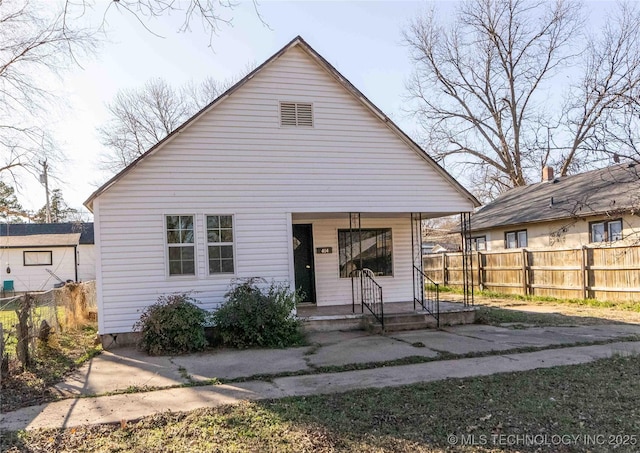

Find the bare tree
[[104, 0, 267, 46], [0, 0, 95, 185], [0, 0, 261, 191], [405, 0, 640, 200], [561, 1, 640, 175], [97, 76, 234, 172]]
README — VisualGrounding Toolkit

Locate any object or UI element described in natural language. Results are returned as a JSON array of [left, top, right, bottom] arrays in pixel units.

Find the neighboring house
[[470, 164, 640, 251], [0, 223, 95, 293], [84, 36, 479, 340], [422, 227, 462, 254]]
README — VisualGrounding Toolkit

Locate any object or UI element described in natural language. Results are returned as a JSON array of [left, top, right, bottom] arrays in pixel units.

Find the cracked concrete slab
[[7, 341, 640, 432], [53, 348, 185, 397], [389, 330, 515, 354], [306, 335, 438, 367], [171, 346, 312, 381]]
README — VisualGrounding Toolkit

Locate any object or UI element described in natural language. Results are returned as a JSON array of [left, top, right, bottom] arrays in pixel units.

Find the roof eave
[[85, 35, 479, 211]]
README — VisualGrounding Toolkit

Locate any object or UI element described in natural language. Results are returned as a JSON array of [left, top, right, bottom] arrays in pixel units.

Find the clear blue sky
[[23, 0, 608, 214]]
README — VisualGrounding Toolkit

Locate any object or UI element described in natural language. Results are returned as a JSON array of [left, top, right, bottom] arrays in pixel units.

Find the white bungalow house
[[85, 36, 479, 345], [0, 223, 95, 294]]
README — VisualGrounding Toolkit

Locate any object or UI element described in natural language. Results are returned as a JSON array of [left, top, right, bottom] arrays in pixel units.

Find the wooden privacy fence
[[423, 244, 640, 302]]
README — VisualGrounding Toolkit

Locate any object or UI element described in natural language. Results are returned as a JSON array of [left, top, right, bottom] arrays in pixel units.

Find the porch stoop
[[298, 301, 477, 333]]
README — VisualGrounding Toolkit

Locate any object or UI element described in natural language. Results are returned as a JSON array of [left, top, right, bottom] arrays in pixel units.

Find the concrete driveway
[[53, 323, 640, 397]]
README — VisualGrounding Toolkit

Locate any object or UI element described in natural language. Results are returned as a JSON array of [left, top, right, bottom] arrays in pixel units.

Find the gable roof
[[471, 164, 640, 231], [84, 36, 479, 211], [0, 223, 94, 244]]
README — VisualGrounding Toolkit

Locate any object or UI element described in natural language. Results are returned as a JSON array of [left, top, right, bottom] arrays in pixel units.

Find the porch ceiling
[[292, 212, 467, 221]]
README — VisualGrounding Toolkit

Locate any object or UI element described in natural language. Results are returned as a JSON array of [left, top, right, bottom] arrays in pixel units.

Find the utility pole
[[39, 160, 51, 223]]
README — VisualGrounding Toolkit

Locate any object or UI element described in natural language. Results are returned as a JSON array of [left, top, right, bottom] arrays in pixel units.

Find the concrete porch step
[[365, 309, 477, 333], [298, 301, 477, 333]]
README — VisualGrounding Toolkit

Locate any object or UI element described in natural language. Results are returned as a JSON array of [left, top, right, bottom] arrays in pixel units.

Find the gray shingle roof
[[471, 164, 640, 231], [0, 223, 94, 244]]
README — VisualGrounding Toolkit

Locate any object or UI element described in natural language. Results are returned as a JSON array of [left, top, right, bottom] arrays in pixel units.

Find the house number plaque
[[316, 247, 332, 254]]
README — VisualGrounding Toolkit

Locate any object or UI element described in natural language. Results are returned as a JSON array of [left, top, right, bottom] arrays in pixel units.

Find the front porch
[[297, 299, 477, 333]]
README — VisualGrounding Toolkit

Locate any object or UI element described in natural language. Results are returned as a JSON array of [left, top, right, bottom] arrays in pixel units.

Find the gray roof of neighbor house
[[0, 223, 94, 244], [471, 164, 640, 231]]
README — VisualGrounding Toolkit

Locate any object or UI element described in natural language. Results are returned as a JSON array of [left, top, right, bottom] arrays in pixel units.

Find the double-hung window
[[505, 230, 527, 249], [471, 236, 486, 251], [166, 215, 195, 276], [590, 219, 622, 243], [207, 215, 234, 274]]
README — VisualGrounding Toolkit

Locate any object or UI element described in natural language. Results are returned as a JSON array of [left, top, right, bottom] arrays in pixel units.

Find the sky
[[19, 0, 608, 216]]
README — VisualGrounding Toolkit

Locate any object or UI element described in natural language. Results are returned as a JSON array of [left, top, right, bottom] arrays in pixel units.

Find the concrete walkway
[[2, 341, 639, 431], [51, 323, 640, 397]]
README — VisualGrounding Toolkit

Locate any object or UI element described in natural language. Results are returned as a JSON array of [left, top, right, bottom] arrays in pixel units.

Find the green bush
[[134, 293, 209, 355], [212, 278, 305, 349]]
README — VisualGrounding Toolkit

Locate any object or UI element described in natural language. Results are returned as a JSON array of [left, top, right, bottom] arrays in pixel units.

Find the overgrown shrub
[[212, 278, 304, 349], [134, 293, 209, 355]]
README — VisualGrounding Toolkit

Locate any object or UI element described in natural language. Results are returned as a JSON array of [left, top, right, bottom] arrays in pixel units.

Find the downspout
[[74, 245, 78, 282]]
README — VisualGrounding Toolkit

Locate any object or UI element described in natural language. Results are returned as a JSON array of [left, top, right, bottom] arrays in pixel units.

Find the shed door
[[293, 224, 316, 303]]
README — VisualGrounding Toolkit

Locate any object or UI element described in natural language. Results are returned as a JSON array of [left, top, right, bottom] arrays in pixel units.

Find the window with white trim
[[166, 215, 195, 276], [207, 215, 234, 274], [280, 102, 313, 127], [590, 219, 623, 243], [24, 250, 52, 266], [505, 230, 527, 249], [471, 236, 486, 251]]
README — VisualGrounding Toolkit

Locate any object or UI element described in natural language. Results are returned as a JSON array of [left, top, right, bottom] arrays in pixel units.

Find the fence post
[[477, 251, 484, 291], [521, 249, 529, 296], [581, 246, 587, 300], [16, 294, 33, 371], [442, 253, 447, 286], [0, 322, 5, 381]]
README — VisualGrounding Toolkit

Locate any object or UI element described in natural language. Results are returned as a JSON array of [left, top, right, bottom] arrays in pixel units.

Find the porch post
[[459, 212, 475, 306], [349, 212, 362, 313]]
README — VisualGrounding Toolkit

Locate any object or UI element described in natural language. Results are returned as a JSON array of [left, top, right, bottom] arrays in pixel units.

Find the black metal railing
[[351, 268, 384, 328], [413, 265, 440, 327]]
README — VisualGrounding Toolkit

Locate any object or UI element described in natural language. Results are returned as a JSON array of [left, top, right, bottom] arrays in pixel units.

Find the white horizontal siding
[[95, 45, 474, 334], [97, 210, 291, 334], [0, 247, 76, 292], [77, 244, 96, 282], [296, 216, 414, 306]]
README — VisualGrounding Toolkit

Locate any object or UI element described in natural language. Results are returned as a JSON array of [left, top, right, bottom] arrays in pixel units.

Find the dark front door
[[293, 224, 316, 303]]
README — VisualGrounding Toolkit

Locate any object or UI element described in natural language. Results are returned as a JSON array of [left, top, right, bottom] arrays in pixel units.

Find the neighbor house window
[[166, 215, 195, 276], [280, 102, 313, 127], [207, 215, 234, 274], [505, 230, 527, 249], [471, 236, 486, 251], [24, 251, 52, 266], [590, 219, 623, 243], [338, 229, 392, 278]]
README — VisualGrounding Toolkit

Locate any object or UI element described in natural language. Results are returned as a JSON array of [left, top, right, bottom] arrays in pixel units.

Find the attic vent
[[280, 102, 313, 127]]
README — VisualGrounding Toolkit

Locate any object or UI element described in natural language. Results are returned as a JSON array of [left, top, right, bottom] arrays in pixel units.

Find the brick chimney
[[542, 166, 554, 182]]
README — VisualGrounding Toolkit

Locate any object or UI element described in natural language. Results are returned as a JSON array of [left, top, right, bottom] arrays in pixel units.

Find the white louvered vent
[[280, 102, 313, 127]]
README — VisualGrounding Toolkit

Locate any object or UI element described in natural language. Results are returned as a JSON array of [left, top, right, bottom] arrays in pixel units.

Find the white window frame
[[590, 219, 623, 243], [206, 214, 236, 275], [471, 236, 486, 251], [165, 214, 196, 277], [505, 230, 527, 249]]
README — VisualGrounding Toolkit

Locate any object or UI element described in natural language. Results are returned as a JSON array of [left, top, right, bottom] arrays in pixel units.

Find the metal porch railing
[[413, 265, 440, 327], [351, 268, 384, 328]]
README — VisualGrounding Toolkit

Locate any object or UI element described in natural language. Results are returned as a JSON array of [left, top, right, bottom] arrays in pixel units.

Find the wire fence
[[0, 281, 96, 376]]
